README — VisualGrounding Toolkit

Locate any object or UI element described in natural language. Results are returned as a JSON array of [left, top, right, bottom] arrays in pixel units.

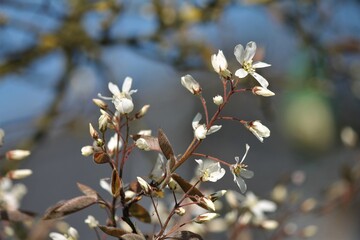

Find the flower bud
[[99, 109, 111, 132], [247, 120, 270, 142], [271, 185, 287, 203], [300, 198, 317, 213], [6, 150, 30, 160], [168, 178, 179, 191], [81, 146, 94, 156], [194, 213, 219, 223], [211, 50, 228, 74], [7, 169, 33, 179], [209, 190, 227, 202], [181, 74, 201, 95], [137, 177, 151, 194], [85, 215, 99, 229], [261, 220, 279, 230], [138, 130, 152, 136], [89, 123, 99, 139], [135, 138, 151, 151], [300, 225, 318, 238], [252, 86, 275, 97], [213, 95, 223, 106], [135, 105, 150, 119], [175, 207, 186, 216], [92, 98, 108, 109], [200, 197, 216, 211], [194, 125, 208, 140]]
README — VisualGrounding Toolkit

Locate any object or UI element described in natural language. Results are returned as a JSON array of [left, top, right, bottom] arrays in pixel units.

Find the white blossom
[[234, 41, 271, 88], [195, 159, 225, 182], [98, 77, 137, 114], [181, 74, 201, 95], [135, 138, 151, 151], [85, 215, 99, 228], [192, 113, 222, 140], [211, 50, 228, 73], [194, 213, 219, 223], [138, 129, 152, 136], [213, 95, 223, 105], [247, 120, 270, 142], [107, 133, 122, 154], [0, 178, 27, 211], [149, 154, 166, 182], [49, 227, 79, 240], [240, 192, 276, 222], [230, 144, 254, 193], [252, 86, 275, 97], [99, 178, 112, 195]]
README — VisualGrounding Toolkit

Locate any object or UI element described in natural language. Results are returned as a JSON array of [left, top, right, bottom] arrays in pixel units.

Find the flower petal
[[207, 125, 222, 135], [250, 72, 269, 88], [234, 44, 245, 64], [122, 77, 133, 93], [244, 41, 257, 62], [240, 144, 250, 163], [108, 82, 121, 96], [240, 169, 254, 179], [253, 61, 271, 68], [235, 176, 247, 193], [192, 113, 202, 130], [235, 68, 249, 78], [257, 200, 277, 212]]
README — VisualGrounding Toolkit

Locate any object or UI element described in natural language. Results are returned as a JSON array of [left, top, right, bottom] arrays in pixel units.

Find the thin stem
[[150, 195, 164, 229], [199, 95, 209, 125], [119, 115, 130, 178], [192, 152, 231, 167]]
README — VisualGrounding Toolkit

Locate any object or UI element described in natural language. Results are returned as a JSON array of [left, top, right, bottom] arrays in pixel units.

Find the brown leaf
[[171, 173, 209, 210], [171, 231, 203, 240], [0, 210, 33, 222], [120, 233, 146, 240], [93, 152, 110, 164], [158, 129, 174, 161], [129, 203, 151, 223], [98, 225, 128, 237], [43, 196, 97, 220], [132, 135, 161, 152], [77, 182, 98, 198], [111, 169, 121, 197]]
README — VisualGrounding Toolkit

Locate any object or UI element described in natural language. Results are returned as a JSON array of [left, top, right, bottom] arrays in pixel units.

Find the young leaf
[[93, 152, 110, 164], [98, 225, 128, 237], [77, 182, 98, 198], [43, 196, 97, 219], [158, 129, 174, 160], [132, 135, 161, 152], [129, 203, 151, 223], [111, 169, 121, 197], [171, 173, 211, 211], [171, 231, 203, 240], [120, 233, 146, 240]]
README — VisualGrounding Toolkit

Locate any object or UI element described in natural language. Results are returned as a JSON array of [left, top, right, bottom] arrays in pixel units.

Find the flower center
[[243, 60, 254, 73]]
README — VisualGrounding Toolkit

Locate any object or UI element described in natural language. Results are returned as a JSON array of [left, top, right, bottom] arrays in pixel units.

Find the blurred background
[[1, 0, 360, 239]]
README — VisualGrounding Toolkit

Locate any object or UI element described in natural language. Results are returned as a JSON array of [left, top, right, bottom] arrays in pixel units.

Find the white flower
[[137, 177, 151, 194], [230, 144, 254, 193], [99, 178, 112, 195], [49, 227, 79, 240], [240, 192, 276, 222], [138, 129, 152, 136], [149, 154, 166, 182], [234, 41, 271, 88], [6, 169, 32, 180], [192, 113, 222, 140], [0, 178, 27, 211], [194, 213, 219, 223], [107, 133, 122, 154], [98, 109, 111, 131], [0, 128, 4, 146], [252, 86, 275, 97], [135, 138, 151, 151], [81, 146, 94, 156], [211, 50, 228, 73], [247, 120, 270, 142], [195, 159, 225, 182], [98, 77, 137, 114], [181, 74, 201, 95], [5, 150, 30, 161], [85, 215, 99, 228], [213, 95, 223, 106]]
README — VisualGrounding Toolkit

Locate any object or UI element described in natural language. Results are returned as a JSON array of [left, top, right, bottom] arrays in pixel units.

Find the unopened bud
[[99, 110, 111, 132], [92, 98, 108, 109], [135, 138, 151, 151], [89, 123, 99, 139], [194, 213, 219, 223], [6, 150, 31, 160], [168, 178, 179, 191], [81, 146, 94, 156], [261, 220, 279, 230], [213, 95, 223, 106], [137, 177, 151, 194], [200, 197, 216, 211], [271, 185, 287, 203], [181, 74, 202, 95], [175, 207, 186, 216], [135, 105, 150, 119], [300, 198, 317, 212], [252, 86, 275, 97], [138, 130, 152, 136], [7, 169, 33, 179], [300, 225, 318, 238], [209, 190, 227, 202]]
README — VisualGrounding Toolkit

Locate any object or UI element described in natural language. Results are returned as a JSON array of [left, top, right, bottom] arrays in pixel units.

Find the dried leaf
[[120, 233, 146, 240], [98, 225, 128, 237], [171, 231, 203, 240], [132, 135, 161, 152], [77, 182, 98, 198], [43, 196, 97, 220], [129, 203, 151, 223], [158, 129, 174, 160], [171, 173, 209, 210], [111, 169, 121, 197], [93, 152, 110, 164], [0, 210, 33, 222]]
